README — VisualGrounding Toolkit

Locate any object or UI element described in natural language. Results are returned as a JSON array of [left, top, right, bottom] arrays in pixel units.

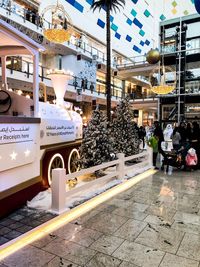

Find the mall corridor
[[1, 170, 200, 267]]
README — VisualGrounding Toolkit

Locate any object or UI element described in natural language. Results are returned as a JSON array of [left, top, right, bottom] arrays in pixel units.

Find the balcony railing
[[1, 56, 123, 99], [0, 0, 107, 63]]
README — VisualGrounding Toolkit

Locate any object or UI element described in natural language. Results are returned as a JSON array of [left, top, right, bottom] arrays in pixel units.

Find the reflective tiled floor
[[0, 208, 56, 245], [2, 170, 200, 266]]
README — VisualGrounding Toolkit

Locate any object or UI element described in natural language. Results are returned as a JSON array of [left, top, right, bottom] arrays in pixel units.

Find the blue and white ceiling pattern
[[40, 0, 197, 58]]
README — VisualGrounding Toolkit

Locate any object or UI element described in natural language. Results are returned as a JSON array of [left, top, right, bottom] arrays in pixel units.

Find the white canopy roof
[[0, 18, 45, 56]]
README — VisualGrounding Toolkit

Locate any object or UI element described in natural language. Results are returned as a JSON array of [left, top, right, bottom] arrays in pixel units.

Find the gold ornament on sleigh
[[67, 178, 78, 189]]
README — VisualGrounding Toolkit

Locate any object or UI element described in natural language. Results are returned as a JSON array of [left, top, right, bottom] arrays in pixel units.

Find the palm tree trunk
[[106, 7, 111, 121]]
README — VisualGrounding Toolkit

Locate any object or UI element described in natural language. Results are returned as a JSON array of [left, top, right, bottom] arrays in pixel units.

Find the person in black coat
[[139, 126, 146, 149], [178, 122, 187, 143], [153, 121, 164, 152]]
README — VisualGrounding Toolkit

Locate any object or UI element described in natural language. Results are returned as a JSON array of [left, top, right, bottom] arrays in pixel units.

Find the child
[[185, 148, 198, 171], [148, 134, 159, 169]]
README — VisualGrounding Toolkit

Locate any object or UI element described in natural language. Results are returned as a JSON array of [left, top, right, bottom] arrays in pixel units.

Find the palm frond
[[91, 0, 125, 13]]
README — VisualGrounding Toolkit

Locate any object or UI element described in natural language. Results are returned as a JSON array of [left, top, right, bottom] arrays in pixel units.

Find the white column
[[116, 153, 125, 180], [1, 56, 8, 90], [138, 110, 143, 126], [51, 168, 66, 214], [33, 53, 39, 117]]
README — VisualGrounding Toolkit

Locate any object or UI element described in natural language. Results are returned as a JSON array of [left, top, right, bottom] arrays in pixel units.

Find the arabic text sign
[[0, 124, 36, 145], [40, 119, 76, 146]]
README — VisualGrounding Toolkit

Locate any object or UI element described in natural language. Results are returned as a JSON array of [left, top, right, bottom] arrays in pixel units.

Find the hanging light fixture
[[41, 0, 73, 44], [149, 20, 176, 95], [149, 65, 176, 95]]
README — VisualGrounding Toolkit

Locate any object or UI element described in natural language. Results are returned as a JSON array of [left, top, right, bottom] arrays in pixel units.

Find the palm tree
[[91, 0, 125, 121]]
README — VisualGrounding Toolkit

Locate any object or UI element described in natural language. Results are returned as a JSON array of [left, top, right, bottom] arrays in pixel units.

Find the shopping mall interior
[[1, 0, 200, 266]]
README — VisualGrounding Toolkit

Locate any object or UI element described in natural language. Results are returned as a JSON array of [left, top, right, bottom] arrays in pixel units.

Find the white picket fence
[[51, 148, 153, 214]]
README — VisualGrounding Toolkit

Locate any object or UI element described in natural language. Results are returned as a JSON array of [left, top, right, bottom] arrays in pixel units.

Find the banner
[[40, 119, 76, 146]]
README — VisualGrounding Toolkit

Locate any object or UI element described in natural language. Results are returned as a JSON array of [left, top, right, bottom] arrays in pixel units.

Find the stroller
[[161, 150, 184, 170], [161, 141, 191, 171]]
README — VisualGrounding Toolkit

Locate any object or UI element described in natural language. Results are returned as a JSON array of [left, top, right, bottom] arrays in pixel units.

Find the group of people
[[0, 0, 43, 27], [147, 121, 200, 172]]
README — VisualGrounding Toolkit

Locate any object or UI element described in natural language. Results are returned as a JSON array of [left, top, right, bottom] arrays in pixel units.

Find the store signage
[[40, 119, 76, 146], [0, 124, 38, 172]]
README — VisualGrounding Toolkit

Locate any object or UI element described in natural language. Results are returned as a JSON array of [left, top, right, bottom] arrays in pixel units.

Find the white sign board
[[0, 124, 36, 144], [0, 124, 38, 172], [40, 119, 76, 146]]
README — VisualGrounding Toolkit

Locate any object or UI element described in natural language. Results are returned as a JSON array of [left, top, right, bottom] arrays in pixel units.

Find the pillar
[[1, 56, 8, 90], [138, 110, 143, 126]]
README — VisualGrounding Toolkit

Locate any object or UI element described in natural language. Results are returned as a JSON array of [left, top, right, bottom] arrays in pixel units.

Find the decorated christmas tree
[[79, 108, 113, 168], [112, 97, 140, 156]]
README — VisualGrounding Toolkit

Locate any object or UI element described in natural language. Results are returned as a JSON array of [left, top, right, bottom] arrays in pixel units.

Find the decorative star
[[24, 149, 31, 157], [10, 151, 18, 160]]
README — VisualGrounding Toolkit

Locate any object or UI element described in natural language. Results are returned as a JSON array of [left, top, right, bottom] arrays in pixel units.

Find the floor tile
[[9, 222, 24, 230], [71, 209, 100, 225], [52, 223, 82, 240], [17, 225, 33, 234], [114, 191, 135, 201], [0, 237, 9, 245], [32, 234, 57, 248], [5, 230, 21, 240], [130, 190, 157, 205], [86, 252, 122, 267], [175, 205, 199, 214], [43, 238, 96, 265], [90, 235, 124, 255], [0, 227, 11, 235], [43, 256, 79, 267], [38, 213, 56, 222], [112, 207, 147, 221], [177, 233, 200, 261], [135, 224, 184, 254], [145, 205, 176, 220], [119, 261, 139, 267], [112, 240, 164, 267], [172, 220, 200, 235], [114, 219, 147, 241], [130, 202, 149, 212], [96, 203, 119, 213], [173, 211, 200, 226], [69, 228, 102, 247], [144, 214, 173, 226], [19, 218, 42, 227], [0, 219, 15, 227], [159, 253, 199, 267], [176, 194, 200, 208], [106, 198, 133, 208], [9, 214, 24, 221], [2, 245, 54, 267], [83, 212, 128, 234]]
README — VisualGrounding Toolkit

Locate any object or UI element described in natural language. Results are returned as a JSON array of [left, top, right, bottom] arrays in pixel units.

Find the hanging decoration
[[41, 0, 73, 44], [146, 49, 161, 64], [149, 65, 176, 95], [194, 0, 200, 14]]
